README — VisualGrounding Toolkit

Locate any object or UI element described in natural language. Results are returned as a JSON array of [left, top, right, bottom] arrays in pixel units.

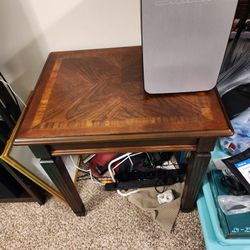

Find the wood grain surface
[[14, 46, 232, 145]]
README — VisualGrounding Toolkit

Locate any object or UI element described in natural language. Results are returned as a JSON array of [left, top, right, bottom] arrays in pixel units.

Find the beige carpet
[[0, 180, 205, 250]]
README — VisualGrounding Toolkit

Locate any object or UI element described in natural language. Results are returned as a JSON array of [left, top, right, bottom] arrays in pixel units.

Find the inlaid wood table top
[[14, 46, 233, 146]]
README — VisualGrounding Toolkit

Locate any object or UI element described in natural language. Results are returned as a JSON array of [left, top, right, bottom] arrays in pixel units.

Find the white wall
[[0, 0, 141, 102]]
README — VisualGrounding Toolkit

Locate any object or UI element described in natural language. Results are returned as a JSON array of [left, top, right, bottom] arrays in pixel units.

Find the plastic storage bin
[[197, 174, 250, 249]]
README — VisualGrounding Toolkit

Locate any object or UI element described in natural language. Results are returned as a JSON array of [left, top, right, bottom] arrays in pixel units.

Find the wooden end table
[[14, 46, 233, 216]]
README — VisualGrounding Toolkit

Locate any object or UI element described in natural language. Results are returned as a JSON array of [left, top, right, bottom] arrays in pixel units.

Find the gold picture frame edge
[[1, 110, 65, 202]]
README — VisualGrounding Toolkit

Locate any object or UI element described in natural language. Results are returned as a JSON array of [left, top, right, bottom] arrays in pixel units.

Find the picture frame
[[0, 113, 79, 202]]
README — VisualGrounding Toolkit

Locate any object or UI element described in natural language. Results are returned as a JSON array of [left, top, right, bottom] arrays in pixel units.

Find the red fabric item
[[88, 153, 118, 178]]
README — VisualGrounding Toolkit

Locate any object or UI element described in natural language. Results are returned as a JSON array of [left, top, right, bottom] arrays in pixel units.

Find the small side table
[[14, 46, 233, 216]]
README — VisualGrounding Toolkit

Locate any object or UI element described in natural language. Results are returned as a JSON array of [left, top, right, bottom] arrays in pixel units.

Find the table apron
[[49, 138, 198, 156]]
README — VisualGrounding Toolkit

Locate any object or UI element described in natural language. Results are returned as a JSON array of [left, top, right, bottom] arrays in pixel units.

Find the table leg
[[181, 138, 216, 211], [30, 145, 86, 216]]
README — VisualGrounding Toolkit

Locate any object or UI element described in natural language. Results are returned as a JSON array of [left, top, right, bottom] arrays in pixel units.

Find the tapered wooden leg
[[30, 145, 86, 216], [181, 138, 216, 211], [181, 152, 211, 211]]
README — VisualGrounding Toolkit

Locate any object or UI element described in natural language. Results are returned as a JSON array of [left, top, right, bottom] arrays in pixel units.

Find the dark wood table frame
[[14, 47, 233, 216]]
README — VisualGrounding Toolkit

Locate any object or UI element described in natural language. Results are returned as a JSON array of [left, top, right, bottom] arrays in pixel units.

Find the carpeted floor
[[0, 180, 205, 250]]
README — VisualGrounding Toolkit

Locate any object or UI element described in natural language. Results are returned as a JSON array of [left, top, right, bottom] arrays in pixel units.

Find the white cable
[[108, 152, 144, 182], [108, 153, 131, 182], [69, 156, 104, 186], [1, 78, 27, 107], [128, 154, 133, 166], [117, 189, 139, 197], [111, 156, 132, 177], [108, 152, 144, 197]]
